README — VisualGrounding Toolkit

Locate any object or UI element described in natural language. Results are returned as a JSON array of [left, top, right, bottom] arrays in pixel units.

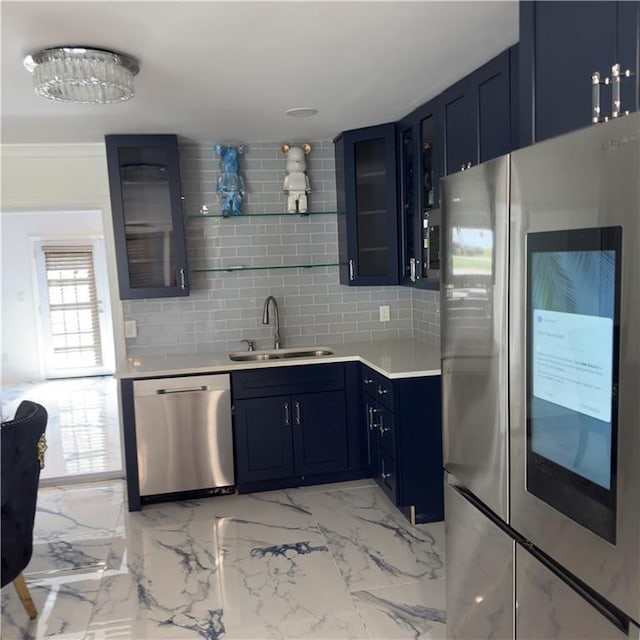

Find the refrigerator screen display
[[526, 227, 621, 543]]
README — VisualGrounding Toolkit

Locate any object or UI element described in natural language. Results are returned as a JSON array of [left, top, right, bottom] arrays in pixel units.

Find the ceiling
[[1, 1, 519, 145]]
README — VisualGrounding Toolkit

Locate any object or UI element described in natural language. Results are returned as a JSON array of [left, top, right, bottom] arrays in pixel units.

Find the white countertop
[[116, 339, 441, 380]]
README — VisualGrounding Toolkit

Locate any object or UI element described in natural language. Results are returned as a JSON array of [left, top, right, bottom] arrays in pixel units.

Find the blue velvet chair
[[1, 400, 47, 619]]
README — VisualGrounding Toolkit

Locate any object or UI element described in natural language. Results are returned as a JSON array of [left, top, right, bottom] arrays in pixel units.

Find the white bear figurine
[[282, 143, 311, 213]]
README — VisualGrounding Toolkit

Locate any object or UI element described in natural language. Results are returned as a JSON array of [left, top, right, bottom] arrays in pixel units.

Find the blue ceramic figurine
[[214, 144, 245, 216]]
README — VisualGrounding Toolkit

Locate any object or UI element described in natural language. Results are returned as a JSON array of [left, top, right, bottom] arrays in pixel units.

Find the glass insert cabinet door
[[421, 112, 441, 282], [105, 134, 189, 299], [335, 123, 399, 286], [397, 98, 441, 290]]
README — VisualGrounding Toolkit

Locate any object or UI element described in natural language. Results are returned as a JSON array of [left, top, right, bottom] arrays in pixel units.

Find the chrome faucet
[[262, 296, 281, 349], [240, 339, 255, 351]]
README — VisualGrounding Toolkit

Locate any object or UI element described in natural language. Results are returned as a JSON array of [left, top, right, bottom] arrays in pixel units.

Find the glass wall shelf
[[190, 208, 337, 219], [192, 262, 339, 274]]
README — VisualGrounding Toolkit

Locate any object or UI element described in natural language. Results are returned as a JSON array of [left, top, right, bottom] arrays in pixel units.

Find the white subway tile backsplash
[[123, 139, 441, 356]]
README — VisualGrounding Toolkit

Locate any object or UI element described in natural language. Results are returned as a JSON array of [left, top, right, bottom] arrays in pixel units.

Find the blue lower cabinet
[[378, 449, 399, 505], [361, 365, 443, 524], [232, 363, 367, 493], [233, 396, 294, 484], [292, 391, 348, 476]]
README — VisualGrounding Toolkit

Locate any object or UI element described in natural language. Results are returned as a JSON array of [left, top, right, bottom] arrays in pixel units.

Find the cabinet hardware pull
[[612, 64, 621, 118], [284, 402, 290, 426], [592, 71, 602, 123], [179, 268, 186, 289], [367, 405, 373, 429], [349, 259, 354, 281], [364, 377, 373, 384], [409, 257, 416, 282], [377, 386, 388, 395], [157, 385, 208, 394], [592, 70, 615, 123], [466, 162, 472, 170], [294, 401, 301, 425], [611, 63, 633, 118], [381, 471, 391, 480]]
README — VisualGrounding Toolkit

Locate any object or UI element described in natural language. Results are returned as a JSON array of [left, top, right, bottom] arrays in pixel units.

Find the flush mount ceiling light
[[285, 108, 319, 118], [23, 46, 139, 104]]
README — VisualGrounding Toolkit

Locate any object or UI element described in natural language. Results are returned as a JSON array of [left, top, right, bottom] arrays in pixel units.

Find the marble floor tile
[[1, 479, 448, 640], [218, 535, 368, 639], [27, 482, 124, 578], [301, 485, 445, 592], [352, 579, 447, 639], [297, 478, 377, 494], [1, 376, 121, 482], [93, 494, 366, 639], [419, 520, 445, 556], [1, 574, 102, 640]]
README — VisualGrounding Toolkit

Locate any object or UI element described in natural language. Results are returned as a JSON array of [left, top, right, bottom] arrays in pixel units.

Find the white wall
[[2, 211, 105, 383], [0, 144, 125, 385]]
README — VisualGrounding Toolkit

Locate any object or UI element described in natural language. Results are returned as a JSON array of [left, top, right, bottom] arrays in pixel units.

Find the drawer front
[[232, 363, 344, 399], [378, 450, 398, 504], [362, 366, 377, 398], [377, 405, 396, 458], [375, 375, 394, 410]]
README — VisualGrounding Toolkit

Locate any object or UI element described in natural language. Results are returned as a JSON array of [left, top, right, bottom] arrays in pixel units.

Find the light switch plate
[[124, 320, 138, 338], [379, 305, 390, 322]]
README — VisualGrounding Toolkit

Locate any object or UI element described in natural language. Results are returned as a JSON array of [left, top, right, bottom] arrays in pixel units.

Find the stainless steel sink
[[228, 352, 282, 361], [228, 347, 334, 362], [282, 349, 334, 358]]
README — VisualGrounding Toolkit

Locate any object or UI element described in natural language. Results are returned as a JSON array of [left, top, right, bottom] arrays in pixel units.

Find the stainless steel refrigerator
[[441, 113, 640, 639]]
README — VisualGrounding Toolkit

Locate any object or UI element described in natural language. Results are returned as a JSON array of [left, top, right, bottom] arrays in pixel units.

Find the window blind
[[42, 246, 103, 370]]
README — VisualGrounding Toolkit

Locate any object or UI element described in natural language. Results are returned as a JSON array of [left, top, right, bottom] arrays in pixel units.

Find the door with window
[[35, 240, 115, 378]]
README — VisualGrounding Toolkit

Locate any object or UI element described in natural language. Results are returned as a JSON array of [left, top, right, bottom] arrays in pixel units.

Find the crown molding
[[1, 143, 105, 159]]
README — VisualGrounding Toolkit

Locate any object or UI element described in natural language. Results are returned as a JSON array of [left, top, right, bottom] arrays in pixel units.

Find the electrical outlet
[[379, 305, 390, 322], [124, 320, 138, 339]]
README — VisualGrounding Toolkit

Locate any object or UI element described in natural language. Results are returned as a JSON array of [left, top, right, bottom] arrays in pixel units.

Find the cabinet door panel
[[520, 1, 620, 145], [618, 0, 640, 116], [232, 364, 344, 400], [335, 123, 399, 286], [234, 397, 293, 483], [536, 1, 616, 140], [477, 55, 511, 163], [293, 391, 348, 476], [398, 97, 442, 290], [365, 398, 380, 476], [442, 84, 476, 175], [378, 450, 398, 504], [399, 120, 417, 284], [362, 366, 377, 398], [105, 134, 188, 299], [377, 406, 396, 458]]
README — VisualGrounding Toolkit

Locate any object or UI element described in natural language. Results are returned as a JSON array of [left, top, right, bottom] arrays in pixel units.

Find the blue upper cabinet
[[335, 47, 516, 289], [519, 1, 640, 146], [398, 97, 442, 289], [441, 48, 514, 176], [105, 134, 189, 299], [335, 123, 399, 286]]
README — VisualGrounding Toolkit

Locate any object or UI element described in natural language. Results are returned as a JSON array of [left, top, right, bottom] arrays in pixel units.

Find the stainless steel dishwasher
[[133, 374, 234, 497]]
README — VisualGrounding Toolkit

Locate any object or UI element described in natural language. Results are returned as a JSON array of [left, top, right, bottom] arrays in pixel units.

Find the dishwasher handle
[[156, 385, 209, 395]]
